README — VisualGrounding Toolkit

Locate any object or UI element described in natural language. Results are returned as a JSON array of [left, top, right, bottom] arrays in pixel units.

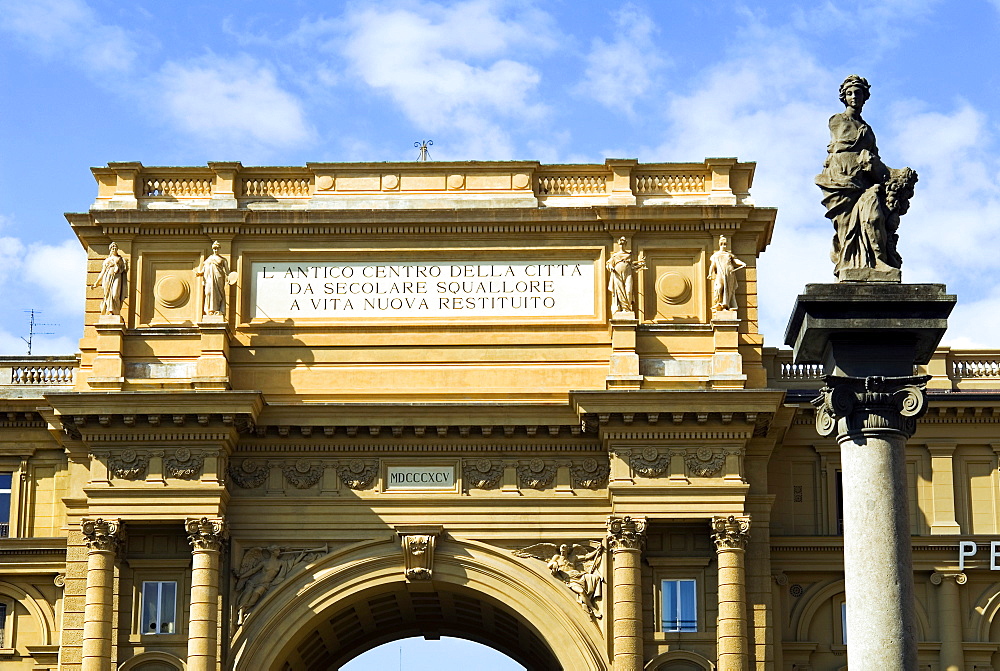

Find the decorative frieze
[[229, 459, 268, 489], [186, 517, 226, 552], [685, 447, 726, 477], [712, 515, 751, 552], [629, 447, 670, 477], [570, 458, 610, 489], [81, 518, 123, 554], [336, 459, 377, 490], [514, 540, 605, 619], [606, 515, 647, 551], [165, 447, 204, 479], [462, 458, 503, 490], [282, 460, 324, 489], [517, 458, 556, 489], [108, 449, 148, 480]]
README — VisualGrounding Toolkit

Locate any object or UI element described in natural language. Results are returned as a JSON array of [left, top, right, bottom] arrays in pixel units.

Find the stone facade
[[0, 159, 997, 670]]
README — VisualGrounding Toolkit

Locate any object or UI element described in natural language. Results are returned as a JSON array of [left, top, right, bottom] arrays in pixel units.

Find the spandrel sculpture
[[514, 541, 604, 619], [816, 75, 917, 282]]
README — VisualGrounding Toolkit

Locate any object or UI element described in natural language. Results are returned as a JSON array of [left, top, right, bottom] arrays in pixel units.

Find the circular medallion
[[175, 447, 191, 462], [656, 271, 692, 305], [476, 458, 492, 473], [697, 447, 713, 461], [382, 174, 399, 190], [155, 275, 190, 308], [582, 457, 598, 473], [529, 458, 545, 473], [122, 449, 137, 463], [642, 446, 658, 461], [295, 459, 311, 473], [316, 175, 334, 190], [240, 459, 259, 473], [512, 173, 530, 190], [447, 174, 465, 190], [349, 459, 365, 474]]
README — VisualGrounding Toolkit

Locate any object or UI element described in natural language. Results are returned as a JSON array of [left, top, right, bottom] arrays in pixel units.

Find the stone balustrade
[[762, 347, 1000, 391], [89, 158, 756, 210], [0, 356, 78, 387]]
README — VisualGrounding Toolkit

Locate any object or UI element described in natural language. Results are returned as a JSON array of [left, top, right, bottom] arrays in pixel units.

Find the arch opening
[[275, 582, 563, 671], [341, 636, 526, 670]]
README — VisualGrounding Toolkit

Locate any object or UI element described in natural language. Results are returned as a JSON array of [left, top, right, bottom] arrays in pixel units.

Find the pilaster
[[926, 442, 961, 534], [930, 571, 967, 671]]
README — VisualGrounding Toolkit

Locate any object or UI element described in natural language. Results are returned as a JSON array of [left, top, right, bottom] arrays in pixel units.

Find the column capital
[[712, 515, 751, 552], [186, 517, 226, 552], [81, 518, 124, 554], [812, 374, 929, 441], [606, 515, 647, 551], [930, 571, 967, 586]]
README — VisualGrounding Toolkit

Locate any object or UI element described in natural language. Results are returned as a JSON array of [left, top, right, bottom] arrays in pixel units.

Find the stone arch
[[970, 581, 1000, 641], [118, 651, 186, 670], [0, 580, 56, 646], [644, 649, 715, 670], [231, 537, 608, 670], [791, 578, 929, 642]]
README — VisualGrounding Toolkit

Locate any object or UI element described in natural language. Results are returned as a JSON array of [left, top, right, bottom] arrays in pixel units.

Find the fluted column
[[186, 517, 226, 671], [606, 515, 647, 671], [813, 375, 929, 670], [930, 572, 967, 671], [713, 515, 750, 671], [82, 518, 123, 671]]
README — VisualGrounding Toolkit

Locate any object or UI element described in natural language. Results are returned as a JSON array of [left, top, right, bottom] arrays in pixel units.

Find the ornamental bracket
[[395, 525, 444, 581]]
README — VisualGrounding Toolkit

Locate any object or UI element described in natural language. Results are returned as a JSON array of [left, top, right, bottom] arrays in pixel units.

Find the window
[[0, 473, 11, 538], [141, 581, 177, 634], [661, 579, 697, 632], [841, 601, 847, 644], [0, 602, 5, 646]]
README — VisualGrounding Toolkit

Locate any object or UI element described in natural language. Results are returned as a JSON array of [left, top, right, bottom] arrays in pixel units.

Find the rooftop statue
[[816, 75, 918, 282], [91, 242, 128, 316], [708, 235, 746, 312]]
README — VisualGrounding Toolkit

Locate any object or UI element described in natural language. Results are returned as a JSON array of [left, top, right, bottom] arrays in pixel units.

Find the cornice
[[0, 537, 67, 555]]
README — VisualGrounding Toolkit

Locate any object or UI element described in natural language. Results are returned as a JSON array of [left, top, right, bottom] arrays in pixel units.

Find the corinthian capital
[[812, 374, 929, 440], [82, 518, 124, 554], [186, 517, 226, 552], [712, 515, 750, 552], [606, 515, 647, 551]]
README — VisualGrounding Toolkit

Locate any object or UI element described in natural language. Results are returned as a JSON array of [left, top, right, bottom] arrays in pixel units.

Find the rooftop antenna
[[21, 309, 56, 356], [414, 140, 433, 162]]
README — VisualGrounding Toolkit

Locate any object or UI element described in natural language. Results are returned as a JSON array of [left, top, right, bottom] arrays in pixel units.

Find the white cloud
[[577, 3, 665, 115], [341, 0, 555, 158], [23, 239, 87, 315], [0, 0, 136, 72], [157, 55, 314, 151], [790, 0, 942, 52]]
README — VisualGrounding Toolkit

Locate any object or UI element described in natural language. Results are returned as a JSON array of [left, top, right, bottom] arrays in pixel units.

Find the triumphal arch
[[3, 157, 1000, 671]]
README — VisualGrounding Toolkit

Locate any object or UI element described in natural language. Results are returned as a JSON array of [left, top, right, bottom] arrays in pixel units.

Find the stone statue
[[91, 242, 128, 315], [707, 235, 746, 311], [196, 241, 236, 316], [606, 236, 645, 314], [233, 544, 327, 624], [816, 75, 918, 282], [514, 541, 605, 619]]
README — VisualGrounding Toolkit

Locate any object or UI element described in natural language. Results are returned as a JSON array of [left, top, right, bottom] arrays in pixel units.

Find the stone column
[[712, 515, 750, 671], [930, 572, 967, 671], [813, 375, 930, 670], [186, 517, 226, 671], [606, 515, 647, 671], [81, 518, 123, 671]]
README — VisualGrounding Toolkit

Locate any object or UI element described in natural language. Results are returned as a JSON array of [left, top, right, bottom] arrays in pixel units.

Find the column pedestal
[[186, 518, 226, 671], [606, 516, 647, 671], [81, 519, 123, 671], [713, 515, 750, 671]]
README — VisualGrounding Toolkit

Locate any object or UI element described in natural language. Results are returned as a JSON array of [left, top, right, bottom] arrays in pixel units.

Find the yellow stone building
[[0, 158, 998, 670]]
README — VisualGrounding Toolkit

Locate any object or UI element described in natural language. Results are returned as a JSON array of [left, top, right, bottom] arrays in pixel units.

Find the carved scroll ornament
[[463, 458, 503, 490], [606, 515, 647, 551], [517, 459, 555, 489], [82, 518, 124, 554], [337, 459, 377, 490], [570, 458, 610, 489], [812, 374, 929, 440], [109, 449, 148, 480], [166, 447, 203, 479], [712, 515, 750, 552], [186, 517, 226, 552], [282, 460, 324, 489], [230, 459, 268, 489]]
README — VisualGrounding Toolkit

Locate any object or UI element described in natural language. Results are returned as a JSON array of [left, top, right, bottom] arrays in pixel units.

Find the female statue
[[816, 75, 917, 281], [606, 236, 645, 314], [707, 235, 746, 311], [91, 242, 127, 316], [196, 241, 232, 316]]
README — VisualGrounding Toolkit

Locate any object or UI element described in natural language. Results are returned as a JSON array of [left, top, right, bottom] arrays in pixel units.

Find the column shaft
[[932, 572, 966, 671], [187, 517, 226, 671], [81, 518, 122, 671], [840, 433, 917, 669], [607, 516, 647, 671], [713, 516, 750, 671]]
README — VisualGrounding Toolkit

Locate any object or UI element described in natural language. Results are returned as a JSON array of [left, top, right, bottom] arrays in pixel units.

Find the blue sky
[[2, 1, 1000, 355]]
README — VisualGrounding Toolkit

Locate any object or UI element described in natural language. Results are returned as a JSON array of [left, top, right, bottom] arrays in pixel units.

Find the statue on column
[[707, 235, 746, 312], [606, 236, 645, 315], [196, 241, 236, 316], [816, 75, 918, 282], [91, 242, 128, 316]]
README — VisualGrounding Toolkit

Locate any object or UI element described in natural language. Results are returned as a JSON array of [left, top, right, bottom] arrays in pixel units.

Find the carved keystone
[[396, 525, 443, 581]]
